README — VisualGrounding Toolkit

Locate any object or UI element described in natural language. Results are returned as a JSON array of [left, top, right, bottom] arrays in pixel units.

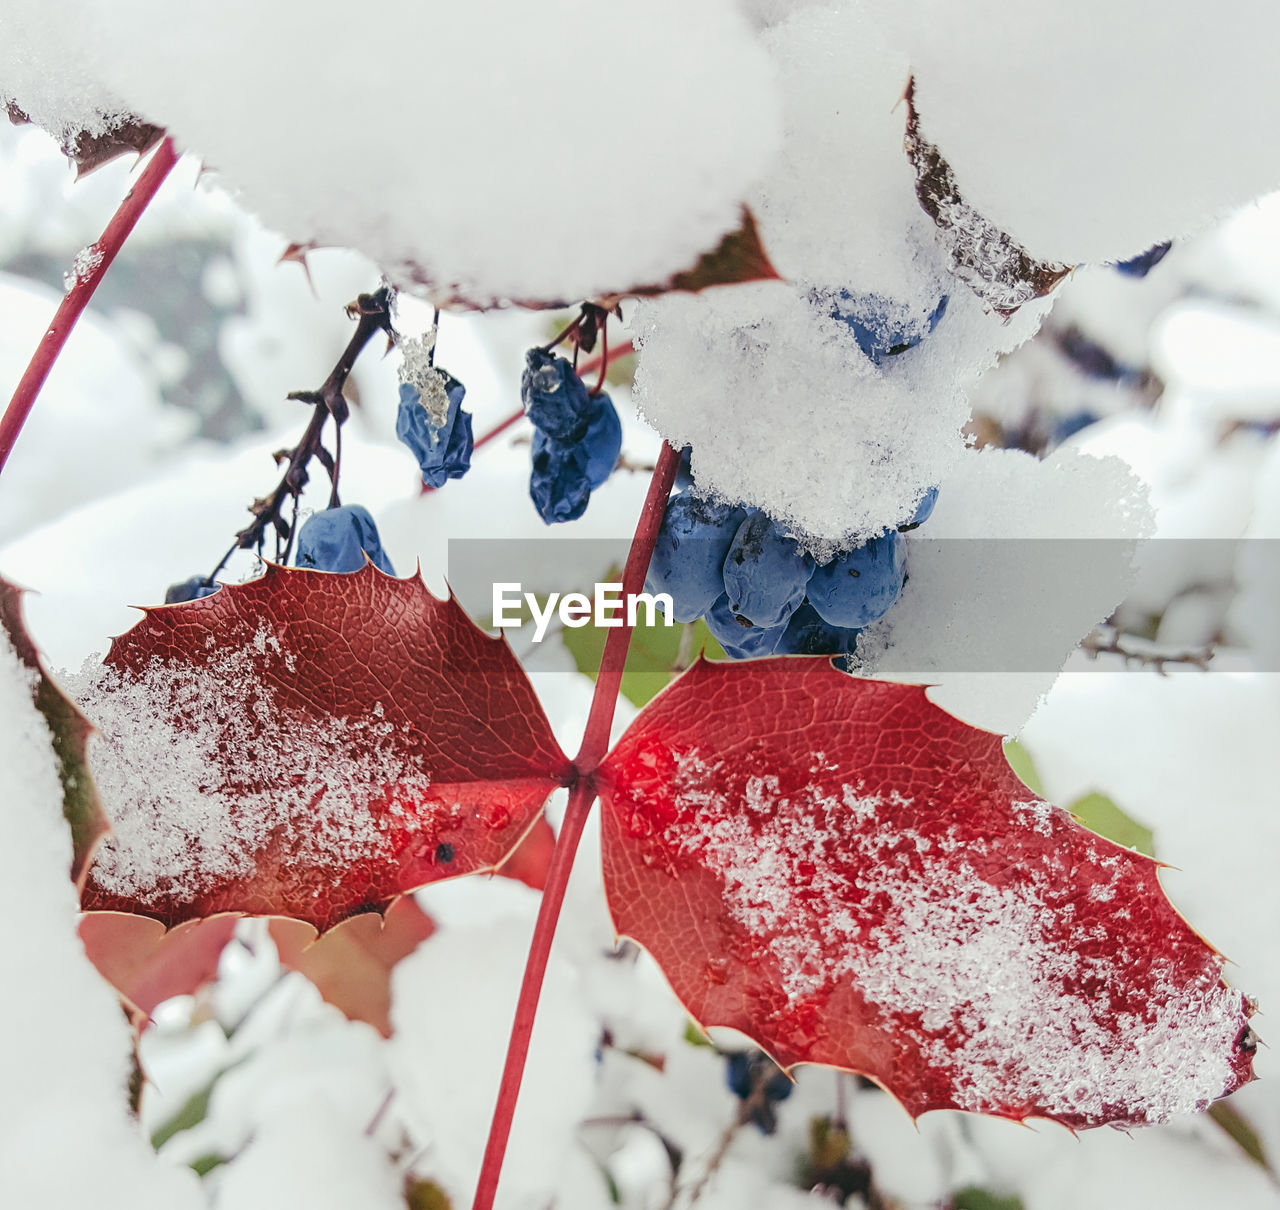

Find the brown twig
[[1080, 626, 1214, 673], [210, 286, 394, 576]]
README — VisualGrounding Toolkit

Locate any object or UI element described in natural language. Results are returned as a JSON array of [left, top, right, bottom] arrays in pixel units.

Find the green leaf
[[683, 1020, 714, 1049], [1208, 1101, 1274, 1175], [0, 576, 108, 886], [1004, 738, 1155, 856], [1069, 791, 1155, 857], [562, 615, 726, 708], [189, 1154, 228, 1179], [405, 1178, 453, 1210], [1002, 739, 1043, 797], [950, 1186, 1025, 1210], [150, 1060, 246, 1150]]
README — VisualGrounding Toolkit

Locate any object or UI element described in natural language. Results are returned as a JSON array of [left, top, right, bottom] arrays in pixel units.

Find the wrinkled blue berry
[[646, 492, 747, 623], [722, 512, 814, 629], [582, 393, 623, 490], [295, 504, 396, 575], [521, 348, 594, 441], [704, 593, 786, 660], [807, 531, 905, 629], [164, 576, 219, 604], [823, 289, 949, 364], [396, 375, 473, 488], [775, 601, 861, 657], [530, 429, 592, 524], [1114, 241, 1172, 278]]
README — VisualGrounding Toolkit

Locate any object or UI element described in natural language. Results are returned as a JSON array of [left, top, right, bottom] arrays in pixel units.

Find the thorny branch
[[1080, 625, 1215, 673], [210, 286, 395, 577]]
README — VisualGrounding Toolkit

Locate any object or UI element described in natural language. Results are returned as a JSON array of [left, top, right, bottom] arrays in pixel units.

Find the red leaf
[[79, 914, 237, 1021], [80, 565, 571, 932], [597, 659, 1256, 1129], [495, 814, 556, 891], [271, 896, 437, 1037]]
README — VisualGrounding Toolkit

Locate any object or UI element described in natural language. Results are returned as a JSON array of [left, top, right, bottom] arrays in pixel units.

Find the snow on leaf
[[7, 102, 167, 177], [399, 206, 781, 311], [596, 658, 1256, 1129], [620, 207, 782, 301], [0, 575, 108, 886], [78, 564, 571, 932], [903, 81, 1070, 317]]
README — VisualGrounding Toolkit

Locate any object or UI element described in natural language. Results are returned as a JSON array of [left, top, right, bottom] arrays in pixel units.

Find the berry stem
[[577, 337, 633, 385], [0, 137, 180, 478], [470, 777, 594, 1210], [470, 440, 680, 1210], [574, 439, 680, 771]]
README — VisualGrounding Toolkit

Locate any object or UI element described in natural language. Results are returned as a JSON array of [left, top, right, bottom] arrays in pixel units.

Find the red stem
[[474, 407, 525, 454], [470, 778, 594, 1210], [574, 440, 681, 771], [470, 440, 681, 1210], [0, 138, 180, 477]]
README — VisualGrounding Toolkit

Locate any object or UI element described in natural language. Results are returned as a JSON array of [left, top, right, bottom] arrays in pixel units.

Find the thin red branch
[[475, 407, 525, 454], [0, 137, 180, 477], [470, 778, 595, 1210], [471, 440, 681, 1210], [574, 440, 680, 772]]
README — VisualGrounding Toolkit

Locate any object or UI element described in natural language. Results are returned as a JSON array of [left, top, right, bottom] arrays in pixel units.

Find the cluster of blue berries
[[521, 349, 622, 524], [646, 484, 938, 659], [396, 372, 474, 488], [815, 286, 950, 364]]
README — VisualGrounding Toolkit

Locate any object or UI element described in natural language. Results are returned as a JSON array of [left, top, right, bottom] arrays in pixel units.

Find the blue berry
[[582, 393, 622, 490], [823, 289, 949, 364], [164, 576, 218, 604], [1053, 409, 1099, 443], [645, 493, 747, 623], [521, 348, 593, 441], [530, 429, 592, 524], [295, 504, 396, 575], [725, 1052, 793, 1134], [705, 593, 786, 660], [722, 512, 814, 629], [396, 375, 474, 488], [674, 446, 695, 491], [807, 531, 905, 629], [1114, 241, 1171, 278], [899, 485, 939, 531], [775, 601, 861, 657], [1056, 328, 1137, 383]]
